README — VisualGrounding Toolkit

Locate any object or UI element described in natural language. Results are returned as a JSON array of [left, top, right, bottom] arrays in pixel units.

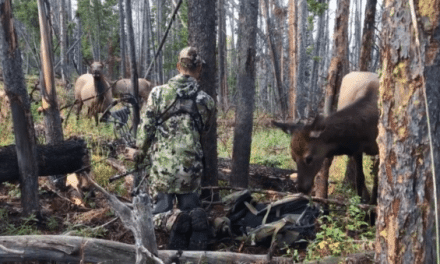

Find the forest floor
[[0, 77, 376, 263]]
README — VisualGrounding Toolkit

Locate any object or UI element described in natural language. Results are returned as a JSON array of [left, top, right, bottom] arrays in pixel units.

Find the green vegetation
[[305, 196, 375, 260]]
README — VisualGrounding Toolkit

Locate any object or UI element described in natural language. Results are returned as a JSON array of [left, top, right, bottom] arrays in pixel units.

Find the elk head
[[273, 117, 331, 194], [90, 62, 104, 78]]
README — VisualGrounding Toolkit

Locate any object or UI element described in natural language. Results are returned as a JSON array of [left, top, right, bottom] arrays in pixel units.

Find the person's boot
[[176, 192, 200, 211], [168, 211, 192, 250], [188, 208, 209, 250], [152, 193, 175, 214]]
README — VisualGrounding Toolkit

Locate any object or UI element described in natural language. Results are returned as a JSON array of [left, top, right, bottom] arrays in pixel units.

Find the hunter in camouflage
[[137, 47, 214, 250], [137, 74, 214, 195], [137, 47, 215, 199]]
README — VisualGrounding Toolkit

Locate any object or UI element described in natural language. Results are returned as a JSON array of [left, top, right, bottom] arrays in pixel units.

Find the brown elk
[[112, 78, 154, 108], [74, 62, 113, 125], [273, 72, 379, 203]]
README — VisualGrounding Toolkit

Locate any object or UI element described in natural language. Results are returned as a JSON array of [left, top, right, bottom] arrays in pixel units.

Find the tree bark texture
[[124, 0, 140, 140], [0, 0, 40, 216], [262, 0, 287, 118], [187, 0, 219, 199], [323, 0, 350, 117], [230, 0, 259, 188], [295, 0, 309, 120], [218, 0, 228, 112], [0, 139, 89, 183], [375, 0, 440, 263], [359, 0, 377, 72], [119, 0, 126, 78], [288, 0, 297, 119]]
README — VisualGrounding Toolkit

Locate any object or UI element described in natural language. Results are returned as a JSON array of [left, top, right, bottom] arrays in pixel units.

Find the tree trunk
[[375, 0, 440, 262], [288, 0, 297, 119], [119, 0, 126, 78], [359, 0, 377, 72], [37, 0, 66, 190], [60, 0, 67, 84], [0, 0, 40, 216], [0, 139, 89, 183], [124, 0, 140, 140], [156, 0, 163, 84], [295, 0, 309, 120], [262, 0, 287, 119], [187, 0, 218, 200], [218, 0, 228, 113], [230, 0, 259, 189], [76, 18, 83, 75], [144, 0, 151, 79]]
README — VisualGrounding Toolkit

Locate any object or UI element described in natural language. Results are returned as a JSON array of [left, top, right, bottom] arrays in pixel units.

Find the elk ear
[[309, 115, 325, 138], [272, 120, 302, 134]]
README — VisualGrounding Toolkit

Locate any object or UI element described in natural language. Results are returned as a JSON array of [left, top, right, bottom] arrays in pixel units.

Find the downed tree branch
[[0, 235, 296, 264], [0, 138, 89, 183], [83, 173, 159, 263]]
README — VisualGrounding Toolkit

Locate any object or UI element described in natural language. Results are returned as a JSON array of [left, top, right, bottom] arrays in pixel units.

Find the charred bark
[[0, 0, 40, 215], [0, 139, 89, 183]]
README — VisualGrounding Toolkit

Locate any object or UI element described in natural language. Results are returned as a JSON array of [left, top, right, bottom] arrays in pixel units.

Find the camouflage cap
[[179, 47, 204, 68]]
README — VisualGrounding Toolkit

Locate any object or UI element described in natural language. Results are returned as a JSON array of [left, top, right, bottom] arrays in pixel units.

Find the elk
[[112, 78, 153, 108], [273, 72, 379, 203], [74, 62, 113, 125]]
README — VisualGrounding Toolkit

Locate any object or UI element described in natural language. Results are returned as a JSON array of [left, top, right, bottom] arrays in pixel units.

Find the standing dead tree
[[230, 0, 259, 188], [37, 0, 66, 190], [0, 0, 40, 216]]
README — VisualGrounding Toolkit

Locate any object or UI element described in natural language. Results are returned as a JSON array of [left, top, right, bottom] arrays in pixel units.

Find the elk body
[[74, 62, 113, 125], [112, 78, 153, 108], [273, 71, 379, 203]]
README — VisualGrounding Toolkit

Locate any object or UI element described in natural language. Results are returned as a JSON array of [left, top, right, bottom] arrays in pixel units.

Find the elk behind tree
[[273, 72, 379, 203], [74, 62, 113, 125], [112, 78, 153, 108]]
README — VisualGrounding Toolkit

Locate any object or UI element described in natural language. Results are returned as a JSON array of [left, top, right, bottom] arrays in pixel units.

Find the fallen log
[[0, 235, 295, 264], [0, 138, 89, 183]]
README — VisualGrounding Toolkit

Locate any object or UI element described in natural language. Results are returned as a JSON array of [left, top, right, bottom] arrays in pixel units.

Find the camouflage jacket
[[137, 74, 215, 195]]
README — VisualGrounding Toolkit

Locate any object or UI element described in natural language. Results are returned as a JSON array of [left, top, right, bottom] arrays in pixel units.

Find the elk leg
[[370, 156, 379, 205], [354, 153, 370, 203], [76, 100, 83, 121]]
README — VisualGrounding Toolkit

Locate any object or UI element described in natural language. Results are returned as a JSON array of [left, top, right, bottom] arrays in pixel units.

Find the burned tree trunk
[[375, 0, 440, 262], [0, 139, 89, 183], [0, 0, 39, 216], [188, 0, 218, 200], [230, 0, 259, 189]]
